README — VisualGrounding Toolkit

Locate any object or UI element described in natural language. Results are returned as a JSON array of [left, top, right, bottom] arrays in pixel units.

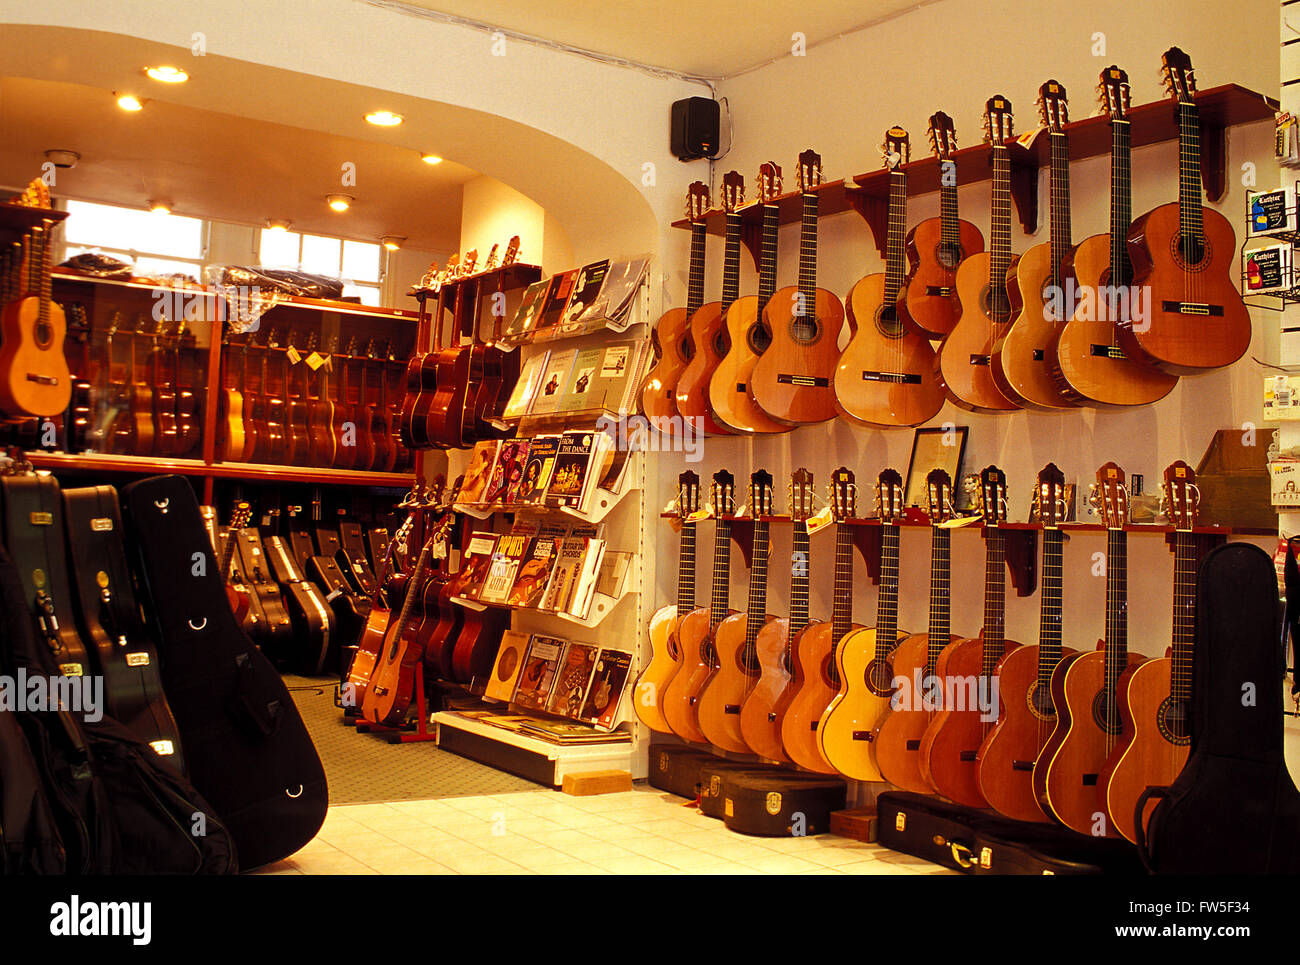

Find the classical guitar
[[874, 468, 959, 792], [217, 332, 248, 462], [148, 317, 180, 457], [641, 184, 708, 425], [457, 260, 491, 448], [485, 237, 523, 428], [0, 223, 72, 418], [993, 80, 1081, 410], [343, 514, 414, 710], [1102, 460, 1198, 843], [938, 96, 1022, 412], [172, 320, 202, 457], [919, 465, 1022, 805], [663, 470, 736, 745], [218, 501, 254, 625], [710, 163, 790, 434], [1052, 67, 1179, 407], [363, 339, 395, 472], [976, 462, 1077, 822], [306, 333, 338, 467], [1119, 47, 1251, 375], [751, 149, 845, 425], [835, 127, 947, 428], [899, 111, 986, 339], [817, 468, 909, 781], [332, 336, 364, 469], [399, 262, 441, 450], [426, 256, 477, 450], [1038, 462, 1146, 836], [675, 173, 740, 436], [284, 330, 313, 467], [65, 304, 93, 454], [114, 317, 156, 456], [780, 467, 859, 773], [633, 470, 700, 734]]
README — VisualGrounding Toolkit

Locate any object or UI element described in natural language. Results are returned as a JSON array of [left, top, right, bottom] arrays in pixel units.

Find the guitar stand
[[353, 662, 439, 744]]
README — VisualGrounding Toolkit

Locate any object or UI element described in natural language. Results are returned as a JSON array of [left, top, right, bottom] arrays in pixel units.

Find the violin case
[[121, 475, 327, 870]]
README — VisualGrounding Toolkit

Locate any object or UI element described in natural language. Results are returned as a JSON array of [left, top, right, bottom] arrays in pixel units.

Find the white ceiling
[[387, 0, 930, 77]]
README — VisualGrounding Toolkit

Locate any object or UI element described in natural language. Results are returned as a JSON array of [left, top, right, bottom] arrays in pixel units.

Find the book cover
[[449, 531, 499, 602], [484, 630, 530, 703], [485, 438, 530, 504], [537, 268, 578, 334], [544, 430, 596, 508], [502, 350, 550, 420], [556, 347, 605, 413], [529, 349, 577, 415], [476, 522, 536, 605], [540, 535, 586, 613], [513, 635, 565, 712], [614, 340, 652, 417], [515, 720, 630, 744], [593, 550, 633, 598], [566, 538, 606, 620], [576, 254, 650, 328], [516, 434, 561, 505], [580, 648, 632, 729], [558, 260, 610, 334], [456, 440, 500, 504], [503, 277, 551, 343], [545, 641, 599, 718], [507, 533, 561, 608]]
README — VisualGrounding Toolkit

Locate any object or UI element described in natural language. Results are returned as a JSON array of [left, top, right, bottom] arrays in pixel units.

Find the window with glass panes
[[62, 199, 206, 280], [258, 229, 382, 306]]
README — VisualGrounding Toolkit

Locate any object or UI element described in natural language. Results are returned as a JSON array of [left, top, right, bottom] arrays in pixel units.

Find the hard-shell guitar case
[[647, 744, 718, 799], [1135, 542, 1300, 874], [121, 475, 328, 870], [720, 771, 846, 837], [264, 535, 335, 675]]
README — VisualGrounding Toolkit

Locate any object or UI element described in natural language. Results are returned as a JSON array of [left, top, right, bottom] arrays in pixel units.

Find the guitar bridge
[[776, 374, 829, 388], [724, 704, 740, 714], [26, 373, 59, 386], [968, 355, 990, 366], [924, 286, 953, 297], [1160, 300, 1223, 317], [861, 371, 921, 384], [1090, 344, 1127, 359]]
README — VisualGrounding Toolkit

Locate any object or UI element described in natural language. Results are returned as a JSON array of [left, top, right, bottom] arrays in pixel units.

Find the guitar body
[[992, 243, 1080, 410], [308, 395, 336, 467], [737, 614, 791, 763], [422, 574, 463, 679], [1120, 203, 1250, 375], [426, 347, 472, 449], [939, 253, 1021, 412], [900, 217, 985, 339], [660, 607, 711, 744], [0, 296, 72, 417], [694, 608, 750, 753], [708, 297, 789, 433], [873, 632, 957, 792], [834, 273, 946, 428], [977, 642, 1079, 823], [399, 354, 430, 450], [640, 307, 690, 423], [451, 605, 508, 684], [674, 303, 732, 435], [152, 380, 180, 456], [1050, 233, 1179, 406], [818, 626, 908, 781], [750, 287, 844, 425], [458, 343, 488, 448], [779, 620, 849, 774], [1038, 646, 1145, 835], [287, 393, 311, 467], [361, 610, 426, 726], [344, 604, 389, 710], [1103, 656, 1188, 843], [632, 603, 680, 734]]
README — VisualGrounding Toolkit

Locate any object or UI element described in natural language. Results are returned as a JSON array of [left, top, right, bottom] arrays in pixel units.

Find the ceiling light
[[420, 153, 443, 165], [381, 236, 405, 251], [145, 65, 188, 84], [365, 111, 403, 127], [148, 200, 172, 215], [265, 219, 292, 232], [326, 194, 353, 212], [116, 93, 144, 112], [43, 149, 80, 169]]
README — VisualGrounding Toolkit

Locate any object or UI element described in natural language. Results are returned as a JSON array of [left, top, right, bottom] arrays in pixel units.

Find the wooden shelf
[[27, 451, 413, 489], [673, 84, 1277, 260], [29, 451, 210, 478], [409, 263, 543, 303], [0, 202, 67, 244], [207, 460, 413, 487]]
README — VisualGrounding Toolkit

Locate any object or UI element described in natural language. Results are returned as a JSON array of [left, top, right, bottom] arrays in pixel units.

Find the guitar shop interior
[[0, 0, 1296, 890]]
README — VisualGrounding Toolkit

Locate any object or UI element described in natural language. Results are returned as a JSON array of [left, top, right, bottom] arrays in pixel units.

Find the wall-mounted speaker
[[670, 97, 720, 162]]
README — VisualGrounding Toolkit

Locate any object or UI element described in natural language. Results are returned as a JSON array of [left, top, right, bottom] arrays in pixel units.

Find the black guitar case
[[233, 527, 294, 662], [264, 535, 335, 675], [121, 475, 328, 870], [1135, 542, 1300, 874], [720, 771, 846, 837], [338, 522, 377, 595], [647, 744, 718, 799], [305, 554, 368, 675], [62, 485, 185, 775]]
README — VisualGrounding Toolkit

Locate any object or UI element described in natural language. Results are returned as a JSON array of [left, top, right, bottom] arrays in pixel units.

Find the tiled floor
[[255, 783, 953, 875]]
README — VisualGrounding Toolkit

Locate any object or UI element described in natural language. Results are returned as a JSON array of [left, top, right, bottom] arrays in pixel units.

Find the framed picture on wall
[[904, 426, 968, 507]]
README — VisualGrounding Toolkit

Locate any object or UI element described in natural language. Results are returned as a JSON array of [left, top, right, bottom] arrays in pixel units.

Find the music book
[[579, 648, 632, 729], [513, 635, 566, 712], [485, 438, 530, 504], [529, 349, 577, 415], [476, 521, 537, 605], [507, 533, 562, 608], [484, 630, 531, 703], [516, 434, 562, 505], [450, 531, 499, 602], [575, 254, 650, 329], [557, 260, 611, 336], [556, 347, 605, 413], [545, 641, 599, 718], [503, 277, 552, 343], [537, 268, 578, 334], [502, 350, 551, 420], [456, 440, 500, 504]]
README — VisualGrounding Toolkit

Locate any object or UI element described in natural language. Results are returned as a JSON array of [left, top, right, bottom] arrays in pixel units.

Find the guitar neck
[[720, 211, 742, 317], [1104, 526, 1129, 697], [756, 203, 780, 316], [883, 171, 908, 304], [789, 522, 811, 634], [1109, 115, 1133, 288], [1035, 527, 1065, 694], [927, 524, 952, 671], [1171, 531, 1196, 703], [980, 527, 1007, 677], [988, 144, 1013, 322], [939, 178, 960, 246], [830, 521, 854, 645], [873, 523, 901, 660], [743, 520, 772, 646], [797, 191, 819, 307], [709, 518, 733, 630], [1177, 101, 1205, 244], [676, 520, 698, 612], [686, 223, 708, 317], [1048, 130, 1072, 291]]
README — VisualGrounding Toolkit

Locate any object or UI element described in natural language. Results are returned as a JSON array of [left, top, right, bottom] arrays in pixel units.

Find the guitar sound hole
[[789, 314, 820, 345], [1158, 697, 1191, 745], [865, 658, 893, 699], [739, 648, 761, 677], [1091, 689, 1122, 737], [1027, 681, 1055, 721], [874, 303, 905, 339], [713, 330, 729, 358], [748, 322, 773, 354], [1174, 232, 1208, 270], [678, 334, 695, 362], [935, 241, 964, 271], [35, 321, 54, 350]]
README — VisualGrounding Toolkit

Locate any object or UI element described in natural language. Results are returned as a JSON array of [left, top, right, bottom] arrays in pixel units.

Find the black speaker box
[[671, 96, 720, 161]]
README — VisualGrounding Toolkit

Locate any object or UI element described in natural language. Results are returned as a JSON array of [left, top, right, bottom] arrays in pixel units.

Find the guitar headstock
[[928, 111, 958, 160], [229, 500, 252, 531], [983, 95, 1015, 146], [686, 182, 711, 223], [502, 235, 521, 266], [749, 469, 774, 518], [757, 162, 783, 204], [461, 248, 478, 275], [1034, 463, 1068, 529], [483, 244, 500, 272], [790, 468, 815, 523], [1089, 462, 1129, 530], [979, 466, 1008, 525], [883, 127, 910, 170], [830, 467, 856, 522], [721, 171, 745, 213], [1161, 46, 1197, 105], [712, 469, 736, 517], [677, 470, 701, 520], [1161, 461, 1199, 531], [1098, 65, 1131, 121], [875, 468, 905, 524], [1037, 79, 1069, 132], [797, 149, 823, 193], [926, 469, 954, 524]]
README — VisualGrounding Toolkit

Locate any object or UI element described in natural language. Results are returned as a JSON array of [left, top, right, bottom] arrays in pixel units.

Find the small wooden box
[[562, 770, 633, 796], [829, 806, 878, 843]]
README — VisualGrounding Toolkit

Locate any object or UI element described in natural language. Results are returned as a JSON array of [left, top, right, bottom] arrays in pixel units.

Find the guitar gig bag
[[1135, 541, 1300, 874], [121, 475, 328, 870]]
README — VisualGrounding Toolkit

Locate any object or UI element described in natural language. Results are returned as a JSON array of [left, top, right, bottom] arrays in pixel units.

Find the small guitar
[[899, 111, 986, 339], [217, 332, 248, 462], [0, 223, 72, 418], [218, 501, 254, 624], [344, 514, 413, 710], [750, 150, 846, 425], [1119, 47, 1251, 375], [835, 127, 947, 428]]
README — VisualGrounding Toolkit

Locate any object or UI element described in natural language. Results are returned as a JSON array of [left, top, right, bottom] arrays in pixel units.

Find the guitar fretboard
[[939, 178, 960, 247], [1171, 531, 1196, 704], [709, 517, 733, 631], [1104, 525, 1129, 707], [743, 519, 772, 650], [676, 520, 698, 613], [1177, 101, 1206, 248], [756, 203, 780, 317], [1048, 131, 1073, 293], [1109, 116, 1133, 291], [980, 527, 1008, 678], [988, 144, 1013, 322], [797, 191, 819, 312], [873, 523, 901, 661], [720, 211, 742, 318], [1034, 527, 1065, 695], [790, 522, 812, 636], [927, 524, 952, 673], [830, 522, 854, 647], [883, 170, 908, 304], [686, 223, 708, 317]]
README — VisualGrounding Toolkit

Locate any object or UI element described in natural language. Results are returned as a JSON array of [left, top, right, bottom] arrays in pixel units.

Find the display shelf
[[27, 451, 413, 489], [0, 202, 67, 244], [455, 481, 635, 525], [501, 314, 644, 350], [408, 262, 543, 303], [206, 460, 413, 488], [450, 570, 636, 629], [28, 451, 211, 478]]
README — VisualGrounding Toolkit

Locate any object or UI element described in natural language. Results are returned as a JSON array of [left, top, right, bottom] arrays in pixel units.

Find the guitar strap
[[1284, 537, 1300, 696]]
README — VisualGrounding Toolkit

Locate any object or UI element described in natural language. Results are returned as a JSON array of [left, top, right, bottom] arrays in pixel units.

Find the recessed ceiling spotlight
[[420, 153, 443, 165], [43, 149, 80, 169], [381, 236, 405, 251], [148, 200, 172, 215], [115, 93, 144, 112], [265, 219, 292, 232], [145, 65, 189, 84], [365, 111, 403, 127], [326, 194, 353, 212]]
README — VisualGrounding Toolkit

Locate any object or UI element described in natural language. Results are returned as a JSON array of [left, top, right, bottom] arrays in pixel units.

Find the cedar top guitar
[[1051, 66, 1179, 407], [900, 111, 986, 339], [835, 127, 947, 428], [750, 149, 846, 426], [641, 184, 709, 426], [709, 163, 790, 435], [939, 96, 1022, 412], [0, 223, 72, 418], [992, 80, 1081, 411], [1120, 47, 1251, 375]]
